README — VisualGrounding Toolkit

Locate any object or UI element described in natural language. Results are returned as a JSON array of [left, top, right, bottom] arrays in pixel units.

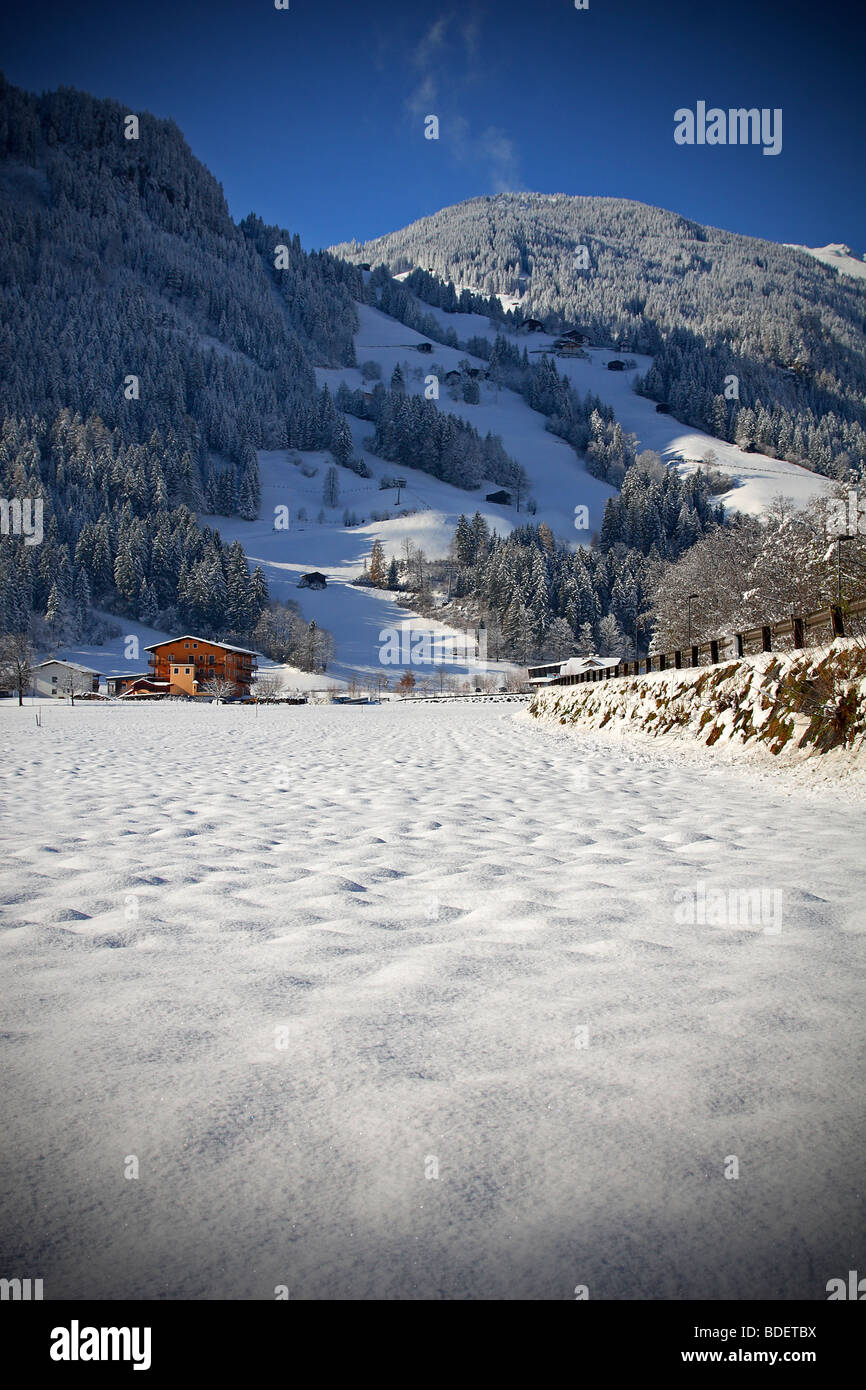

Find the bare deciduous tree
[[251, 671, 284, 703], [202, 676, 235, 704], [0, 634, 34, 706], [58, 665, 95, 705]]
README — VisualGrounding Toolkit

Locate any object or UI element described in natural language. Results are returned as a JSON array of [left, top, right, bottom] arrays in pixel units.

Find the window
[[184, 642, 190, 649], [185, 667, 190, 675]]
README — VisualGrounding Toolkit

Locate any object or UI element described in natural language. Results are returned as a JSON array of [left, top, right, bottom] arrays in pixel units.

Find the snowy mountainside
[[189, 284, 832, 682], [333, 193, 866, 479], [784, 242, 866, 280]]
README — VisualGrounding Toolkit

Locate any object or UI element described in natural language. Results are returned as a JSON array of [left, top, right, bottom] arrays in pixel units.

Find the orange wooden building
[[142, 636, 257, 699]]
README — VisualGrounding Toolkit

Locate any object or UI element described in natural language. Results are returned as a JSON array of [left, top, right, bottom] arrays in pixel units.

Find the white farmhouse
[[31, 659, 102, 699]]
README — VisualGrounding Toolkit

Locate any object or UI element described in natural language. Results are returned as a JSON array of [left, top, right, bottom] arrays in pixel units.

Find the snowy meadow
[[1, 699, 864, 1299]]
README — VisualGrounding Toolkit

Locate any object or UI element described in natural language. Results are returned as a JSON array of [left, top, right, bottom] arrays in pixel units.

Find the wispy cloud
[[451, 116, 524, 193], [412, 16, 451, 69], [402, 7, 524, 193]]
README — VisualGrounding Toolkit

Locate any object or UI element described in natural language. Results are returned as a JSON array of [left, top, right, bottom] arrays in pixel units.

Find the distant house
[[416, 341, 434, 354], [522, 318, 545, 333], [117, 677, 173, 700], [655, 402, 671, 413], [607, 359, 627, 371], [444, 370, 461, 384], [106, 673, 150, 697], [527, 656, 619, 686], [298, 571, 328, 590], [357, 262, 371, 272], [142, 636, 258, 699], [466, 366, 485, 379], [554, 340, 586, 355], [485, 489, 512, 505], [561, 329, 591, 345], [31, 659, 101, 699]]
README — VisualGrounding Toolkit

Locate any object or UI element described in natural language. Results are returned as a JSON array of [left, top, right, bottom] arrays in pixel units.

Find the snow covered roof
[[144, 636, 258, 656], [559, 656, 620, 675], [528, 655, 620, 684], [35, 659, 102, 675]]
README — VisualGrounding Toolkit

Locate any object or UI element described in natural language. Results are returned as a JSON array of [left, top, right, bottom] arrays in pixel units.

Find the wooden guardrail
[[551, 597, 866, 688]]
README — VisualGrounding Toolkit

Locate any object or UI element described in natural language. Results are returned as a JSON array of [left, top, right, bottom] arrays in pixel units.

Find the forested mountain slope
[[0, 75, 364, 646], [333, 192, 866, 478]]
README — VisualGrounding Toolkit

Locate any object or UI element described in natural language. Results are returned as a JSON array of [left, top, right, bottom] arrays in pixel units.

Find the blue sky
[[2, 0, 863, 254]]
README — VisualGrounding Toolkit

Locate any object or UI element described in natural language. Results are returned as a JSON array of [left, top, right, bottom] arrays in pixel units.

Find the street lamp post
[[633, 615, 644, 667], [836, 534, 854, 606], [687, 593, 699, 660]]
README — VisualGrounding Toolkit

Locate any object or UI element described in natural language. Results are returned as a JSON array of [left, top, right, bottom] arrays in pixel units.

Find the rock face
[[528, 643, 866, 763]]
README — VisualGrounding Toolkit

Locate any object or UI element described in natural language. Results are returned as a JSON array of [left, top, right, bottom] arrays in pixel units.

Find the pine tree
[[369, 539, 386, 587], [138, 580, 159, 626], [331, 417, 354, 468], [237, 458, 261, 521], [322, 465, 340, 509], [545, 616, 575, 660], [454, 514, 475, 568], [598, 613, 625, 656]]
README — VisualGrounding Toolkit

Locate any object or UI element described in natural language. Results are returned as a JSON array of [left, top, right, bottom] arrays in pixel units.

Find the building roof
[[118, 678, 171, 697], [35, 658, 102, 675], [527, 655, 620, 684], [144, 635, 258, 656]]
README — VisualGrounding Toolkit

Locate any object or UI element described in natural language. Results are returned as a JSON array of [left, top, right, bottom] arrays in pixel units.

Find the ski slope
[[401, 297, 835, 517], [52, 286, 835, 683]]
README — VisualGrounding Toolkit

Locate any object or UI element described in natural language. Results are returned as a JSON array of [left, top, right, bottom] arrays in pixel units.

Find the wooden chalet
[[141, 636, 257, 699], [106, 672, 150, 697], [298, 572, 327, 590]]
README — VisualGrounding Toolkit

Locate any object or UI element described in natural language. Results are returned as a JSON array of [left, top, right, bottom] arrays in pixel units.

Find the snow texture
[[0, 700, 863, 1299]]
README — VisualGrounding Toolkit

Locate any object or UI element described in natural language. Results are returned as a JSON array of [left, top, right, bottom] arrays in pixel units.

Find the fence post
[[831, 606, 845, 638], [793, 616, 805, 649], [659, 653, 666, 671], [674, 650, 682, 668], [710, 639, 720, 664], [735, 633, 744, 657], [761, 625, 772, 652], [691, 644, 699, 668]]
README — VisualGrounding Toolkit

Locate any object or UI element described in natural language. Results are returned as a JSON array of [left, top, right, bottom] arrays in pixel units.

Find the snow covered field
[[1, 700, 863, 1300]]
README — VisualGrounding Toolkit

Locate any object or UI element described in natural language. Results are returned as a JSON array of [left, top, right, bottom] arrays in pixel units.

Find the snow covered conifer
[[322, 465, 340, 509]]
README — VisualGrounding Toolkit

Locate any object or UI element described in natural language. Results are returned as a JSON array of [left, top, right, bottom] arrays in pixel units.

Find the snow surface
[[1, 700, 863, 1299], [784, 242, 866, 281]]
